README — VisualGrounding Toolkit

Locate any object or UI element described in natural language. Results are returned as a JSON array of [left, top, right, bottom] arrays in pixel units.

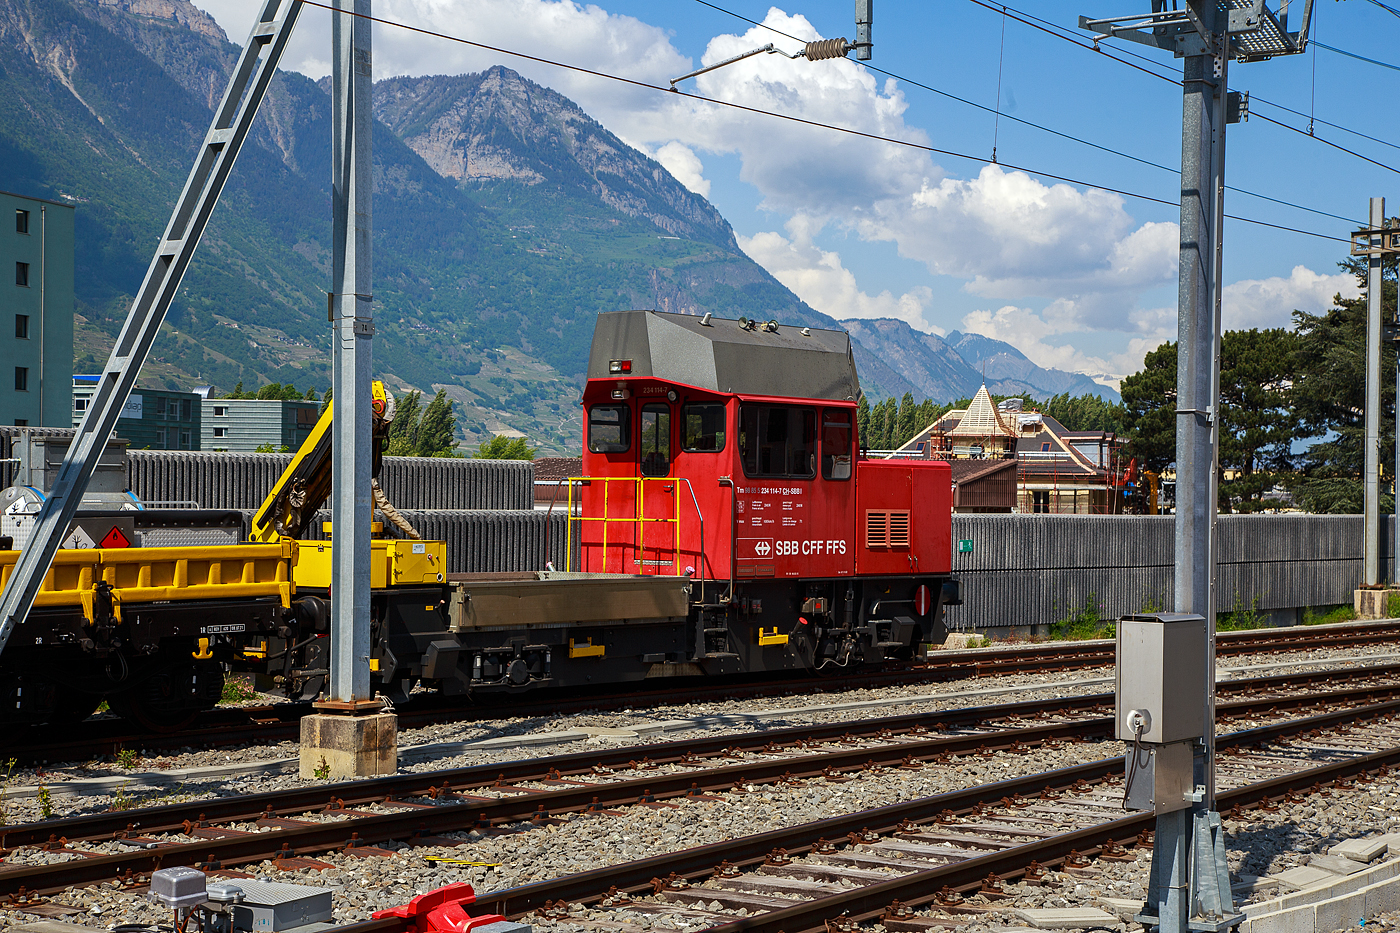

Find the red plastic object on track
[[372, 883, 508, 933]]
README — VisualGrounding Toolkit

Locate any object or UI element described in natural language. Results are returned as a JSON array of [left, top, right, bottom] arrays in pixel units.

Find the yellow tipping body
[[293, 538, 446, 589], [0, 541, 296, 622]]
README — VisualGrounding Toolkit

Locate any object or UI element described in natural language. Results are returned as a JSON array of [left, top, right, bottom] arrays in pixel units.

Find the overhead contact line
[[298, 0, 1352, 243]]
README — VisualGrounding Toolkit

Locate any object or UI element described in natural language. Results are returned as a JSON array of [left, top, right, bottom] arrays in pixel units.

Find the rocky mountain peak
[[90, 0, 225, 41], [374, 65, 738, 249]]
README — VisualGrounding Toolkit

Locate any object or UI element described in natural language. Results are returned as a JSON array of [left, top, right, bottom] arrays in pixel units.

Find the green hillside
[[0, 0, 841, 453]]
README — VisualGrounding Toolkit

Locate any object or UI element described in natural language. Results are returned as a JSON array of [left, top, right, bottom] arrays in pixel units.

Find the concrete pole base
[[299, 711, 398, 779], [1354, 588, 1400, 620]]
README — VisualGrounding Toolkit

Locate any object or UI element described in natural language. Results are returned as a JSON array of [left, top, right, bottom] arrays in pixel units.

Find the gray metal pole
[[1366, 198, 1384, 586], [328, 0, 373, 703], [1203, 44, 1226, 808], [1174, 1, 1225, 801], [1170, 8, 1225, 933]]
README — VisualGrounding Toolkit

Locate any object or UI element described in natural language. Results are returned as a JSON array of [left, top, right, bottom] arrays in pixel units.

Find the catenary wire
[[1249, 95, 1400, 152], [1313, 40, 1400, 72], [301, 0, 1350, 243], [977, 0, 1400, 165], [688, 0, 1364, 225], [1251, 111, 1400, 176], [1356, 0, 1400, 19]]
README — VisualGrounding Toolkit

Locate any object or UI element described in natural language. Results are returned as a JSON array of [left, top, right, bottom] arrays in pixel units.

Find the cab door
[[637, 402, 678, 574]]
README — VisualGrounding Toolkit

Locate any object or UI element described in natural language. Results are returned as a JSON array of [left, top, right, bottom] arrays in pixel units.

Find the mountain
[[0, 0, 857, 452], [842, 318, 1120, 403], [942, 330, 1119, 401], [372, 68, 737, 250], [0, 0, 1114, 454]]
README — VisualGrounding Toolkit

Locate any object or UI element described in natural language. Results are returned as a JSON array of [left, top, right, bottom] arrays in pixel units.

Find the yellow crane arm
[[249, 382, 392, 542]]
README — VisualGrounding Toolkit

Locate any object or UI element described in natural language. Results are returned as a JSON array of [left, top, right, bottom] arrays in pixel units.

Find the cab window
[[740, 405, 816, 478], [682, 403, 726, 452], [588, 404, 630, 453], [640, 404, 671, 476], [822, 409, 852, 480]]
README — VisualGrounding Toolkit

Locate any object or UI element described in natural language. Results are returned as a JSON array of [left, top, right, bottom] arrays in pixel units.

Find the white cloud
[[679, 14, 938, 218], [960, 303, 1174, 383], [649, 142, 710, 197], [738, 217, 939, 333], [187, 0, 1338, 385], [875, 168, 1181, 336], [1222, 265, 1360, 330], [195, 0, 689, 121]]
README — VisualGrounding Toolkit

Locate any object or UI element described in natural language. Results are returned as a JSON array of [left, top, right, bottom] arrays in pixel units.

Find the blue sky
[[191, 0, 1398, 386]]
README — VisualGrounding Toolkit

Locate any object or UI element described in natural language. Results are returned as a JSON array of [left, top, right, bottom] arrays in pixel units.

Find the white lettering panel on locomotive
[[734, 483, 853, 577]]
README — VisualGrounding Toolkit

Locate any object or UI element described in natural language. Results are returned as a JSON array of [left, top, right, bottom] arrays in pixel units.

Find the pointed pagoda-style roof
[[949, 385, 1015, 438]]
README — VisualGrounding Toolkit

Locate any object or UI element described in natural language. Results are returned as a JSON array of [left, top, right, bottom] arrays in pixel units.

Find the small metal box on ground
[[1115, 612, 1206, 744], [149, 866, 208, 911], [228, 879, 333, 931]]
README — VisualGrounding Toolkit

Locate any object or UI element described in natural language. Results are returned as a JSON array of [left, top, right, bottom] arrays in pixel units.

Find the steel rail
[[8, 619, 1397, 764], [3, 684, 1397, 899], [0, 690, 1109, 851], [334, 699, 1400, 933], [0, 717, 1114, 895], [3, 661, 1393, 850]]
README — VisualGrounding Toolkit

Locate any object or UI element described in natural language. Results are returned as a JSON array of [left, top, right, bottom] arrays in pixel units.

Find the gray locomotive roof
[[588, 310, 860, 402]]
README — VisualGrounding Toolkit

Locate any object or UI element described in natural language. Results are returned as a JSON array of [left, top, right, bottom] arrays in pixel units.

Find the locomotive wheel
[[110, 663, 225, 732]]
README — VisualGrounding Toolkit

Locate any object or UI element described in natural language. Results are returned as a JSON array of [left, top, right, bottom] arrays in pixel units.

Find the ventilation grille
[[865, 510, 911, 548]]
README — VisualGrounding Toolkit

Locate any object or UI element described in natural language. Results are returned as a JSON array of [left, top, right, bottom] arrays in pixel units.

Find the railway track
[[3, 662, 1399, 920], [454, 706, 1400, 933], [8, 618, 1398, 765]]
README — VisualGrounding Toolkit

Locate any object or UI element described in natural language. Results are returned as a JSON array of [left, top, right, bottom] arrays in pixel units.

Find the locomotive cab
[[577, 309, 957, 674]]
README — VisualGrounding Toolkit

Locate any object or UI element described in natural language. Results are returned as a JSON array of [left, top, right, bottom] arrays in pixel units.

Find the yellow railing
[[565, 476, 681, 574]]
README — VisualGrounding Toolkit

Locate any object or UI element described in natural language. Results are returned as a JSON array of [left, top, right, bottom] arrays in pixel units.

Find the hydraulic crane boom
[[0, 0, 304, 660], [251, 382, 394, 542]]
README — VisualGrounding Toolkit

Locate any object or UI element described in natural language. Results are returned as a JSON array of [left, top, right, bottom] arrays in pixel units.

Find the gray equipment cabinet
[[1116, 613, 1205, 813]]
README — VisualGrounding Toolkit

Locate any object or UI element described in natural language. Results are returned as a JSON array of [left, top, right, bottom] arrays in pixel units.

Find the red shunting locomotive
[[574, 309, 960, 674]]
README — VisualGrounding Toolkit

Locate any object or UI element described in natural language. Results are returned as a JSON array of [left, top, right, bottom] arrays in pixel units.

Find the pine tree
[[385, 390, 423, 456], [896, 393, 917, 447], [1219, 328, 1300, 511], [1122, 332, 1299, 511], [915, 399, 936, 435], [1121, 343, 1179, 475], [856, 395, 870, 449], [1290, 250, 1397, 512], [876, 398, 896, 450], [416, 390, 461, 457]]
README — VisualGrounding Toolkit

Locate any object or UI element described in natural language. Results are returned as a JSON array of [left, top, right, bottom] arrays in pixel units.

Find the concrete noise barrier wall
[[129, 451, 533, 511], [946, 513, 1393, 633]]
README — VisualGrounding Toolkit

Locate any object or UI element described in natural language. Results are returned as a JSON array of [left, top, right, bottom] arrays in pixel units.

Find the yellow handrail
[[565, 476, 681, 574]]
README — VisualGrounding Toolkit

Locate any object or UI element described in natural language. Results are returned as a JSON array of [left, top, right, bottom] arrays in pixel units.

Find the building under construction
[[897, 386, 1128, 514]]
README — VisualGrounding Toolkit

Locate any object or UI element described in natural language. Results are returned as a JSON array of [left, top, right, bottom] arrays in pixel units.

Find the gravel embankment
[[4, 642, 1398, 931]]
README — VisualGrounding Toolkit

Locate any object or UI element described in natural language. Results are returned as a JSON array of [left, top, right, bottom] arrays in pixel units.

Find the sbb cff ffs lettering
[[773, 540, 848, 556]]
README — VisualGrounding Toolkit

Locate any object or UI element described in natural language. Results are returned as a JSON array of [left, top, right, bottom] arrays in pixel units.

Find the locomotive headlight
[[612, 388, 631, 400], [609, 359, 632, 374], [666, 390, 678, 402]]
